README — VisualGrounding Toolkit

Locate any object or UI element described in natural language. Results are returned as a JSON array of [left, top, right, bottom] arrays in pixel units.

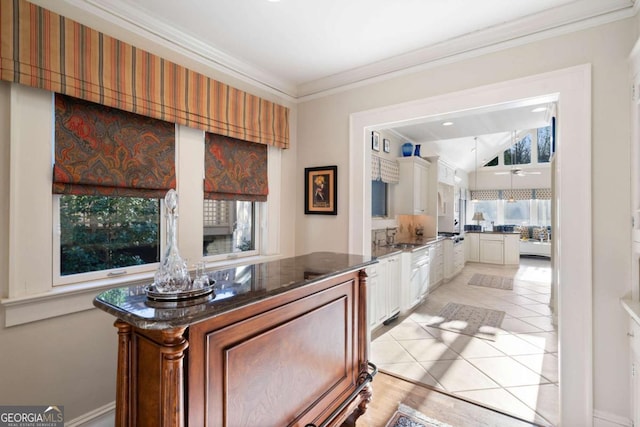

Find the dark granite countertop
[[465, 231, 520, 235], [93, 252, 376, 330]]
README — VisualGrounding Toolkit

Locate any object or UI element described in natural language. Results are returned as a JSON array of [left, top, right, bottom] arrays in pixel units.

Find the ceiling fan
[[494, 168, 542, 177]]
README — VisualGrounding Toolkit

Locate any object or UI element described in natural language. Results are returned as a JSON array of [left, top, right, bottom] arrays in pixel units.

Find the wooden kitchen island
[[94, 252, 377, 427]]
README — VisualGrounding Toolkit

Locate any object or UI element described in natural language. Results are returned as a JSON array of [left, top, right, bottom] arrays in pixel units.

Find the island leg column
[[114, 320, 132, 427], [343, 270, 374, 426], [357, 269, 373, 415], [160, 327, 189, 427]]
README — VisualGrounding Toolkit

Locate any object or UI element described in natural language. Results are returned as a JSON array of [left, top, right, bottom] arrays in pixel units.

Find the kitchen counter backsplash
[[396, 214, 436, 241]]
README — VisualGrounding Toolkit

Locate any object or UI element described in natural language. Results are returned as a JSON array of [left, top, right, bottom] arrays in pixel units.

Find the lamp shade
[[472, 212, 485, 221]]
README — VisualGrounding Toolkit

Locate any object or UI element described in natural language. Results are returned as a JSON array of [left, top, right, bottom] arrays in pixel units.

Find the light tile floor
[[371, 257, 557, 426]]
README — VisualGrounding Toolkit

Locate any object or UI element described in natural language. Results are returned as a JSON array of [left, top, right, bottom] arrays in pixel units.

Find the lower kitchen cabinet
[[367, 254, 401, 330], [401, 247, 430, 314], [429, 241, 444, 290], [504, 234, 521, 265], [443, 239, 464, 280], [480, 234, 504, 264], [465, 232, 479, 262], [465, 232, 520, 265]]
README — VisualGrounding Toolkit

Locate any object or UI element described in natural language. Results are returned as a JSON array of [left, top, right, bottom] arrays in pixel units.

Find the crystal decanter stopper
[[153, 189, 191, 293]]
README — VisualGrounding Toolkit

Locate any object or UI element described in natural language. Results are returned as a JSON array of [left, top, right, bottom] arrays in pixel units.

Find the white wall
[[471, 168, 551, 190], [296, 18, 634, 421]]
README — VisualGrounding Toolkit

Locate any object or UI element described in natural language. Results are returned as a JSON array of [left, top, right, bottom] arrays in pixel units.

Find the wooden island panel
[[189, 277, 358, 426], [96, 253, 376, 427]]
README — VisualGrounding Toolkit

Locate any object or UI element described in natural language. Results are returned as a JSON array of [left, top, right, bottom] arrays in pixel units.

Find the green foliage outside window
[[485, 156, 499, 167], [504, 134, 531, 165], [60, 195, 160, 275], [537, 126, 551, 163]]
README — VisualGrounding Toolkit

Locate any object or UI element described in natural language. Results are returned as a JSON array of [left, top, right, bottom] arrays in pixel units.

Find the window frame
[[52, 195, 164, 286], [2, 83, 282, 326]]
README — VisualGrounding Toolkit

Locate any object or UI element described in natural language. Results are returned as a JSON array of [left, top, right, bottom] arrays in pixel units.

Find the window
[[504, 134, 531, 165], [485, 156, 499, 167], [467, 198, 550, 229], [5, 84, 281, 325], [203, 200, 256, 256], [468, 200, 497, 225], [537, 126, 551, 163], [535, 199, 552, 226], [53, 94, 175, 284], [504, 200, 531, 225], [371, 180, 388, 217], [58, 195, 160, 276]]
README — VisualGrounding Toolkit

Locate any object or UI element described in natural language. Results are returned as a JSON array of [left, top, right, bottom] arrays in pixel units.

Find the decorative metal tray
[[145, 281, 216, 302]]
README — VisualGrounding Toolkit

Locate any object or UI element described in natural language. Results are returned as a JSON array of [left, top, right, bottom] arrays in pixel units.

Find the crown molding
[[28, 0, 298, 102], [297, 0, 634, 100], [28, 0, 635, 102]]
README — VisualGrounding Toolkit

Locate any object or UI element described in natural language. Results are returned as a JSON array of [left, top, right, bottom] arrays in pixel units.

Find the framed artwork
[[372, 131, 380, 151], [305, 165, 337, 215], [383, 138, 390, 153]]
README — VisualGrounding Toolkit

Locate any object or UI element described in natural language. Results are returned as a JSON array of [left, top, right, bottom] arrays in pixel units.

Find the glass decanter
[[153, 189, 191, 293]]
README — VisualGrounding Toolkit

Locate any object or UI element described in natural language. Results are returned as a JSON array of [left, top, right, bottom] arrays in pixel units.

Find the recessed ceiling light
[[531, 107, 546, 113], [442, 121, 453, 126]]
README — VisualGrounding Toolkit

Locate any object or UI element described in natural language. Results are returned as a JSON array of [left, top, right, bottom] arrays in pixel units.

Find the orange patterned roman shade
[[53, 94, 176, 198], [0, 0, 289, 148], [204, 133, 268, 202]]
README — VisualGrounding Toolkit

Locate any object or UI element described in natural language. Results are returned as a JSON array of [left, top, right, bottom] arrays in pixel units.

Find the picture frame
[[304, 165, 337, 215], [371, 131, 380, 151], [383, 138, 390, 153]]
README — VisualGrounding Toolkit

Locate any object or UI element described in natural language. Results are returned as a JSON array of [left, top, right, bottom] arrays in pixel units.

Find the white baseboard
[[593, 409, 632, 427], [66, 402, 115, 427]]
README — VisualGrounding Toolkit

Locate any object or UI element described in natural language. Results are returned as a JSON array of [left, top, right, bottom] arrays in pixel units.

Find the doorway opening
[[349, 65, 592, 425]]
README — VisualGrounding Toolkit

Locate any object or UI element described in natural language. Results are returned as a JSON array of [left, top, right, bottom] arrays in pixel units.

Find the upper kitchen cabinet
[[438, 161, 455, 186], [394, 157, 431, 215]]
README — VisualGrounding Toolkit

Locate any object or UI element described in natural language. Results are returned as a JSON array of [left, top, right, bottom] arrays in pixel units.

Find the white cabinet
[[480, 234, 504, 264], [367, 254, 401, 330], [386, 255, 401, 317], [466, 233, 520, 265], [438, 161, 455, 186], [465, 232, 479, 262], [429, 241, 444, 289], [395, 157, 431, 215], [504, 234, 521, 265], [443, 239, 464, 280], [401, 248, 430, 313]]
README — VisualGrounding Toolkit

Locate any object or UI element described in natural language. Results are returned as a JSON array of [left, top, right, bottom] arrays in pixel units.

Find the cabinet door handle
[[628, 332, 635, 337]]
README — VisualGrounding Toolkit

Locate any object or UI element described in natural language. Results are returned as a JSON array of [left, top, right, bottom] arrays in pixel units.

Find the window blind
[[204, 133, 268, 202], [53, 94, 176, 198]]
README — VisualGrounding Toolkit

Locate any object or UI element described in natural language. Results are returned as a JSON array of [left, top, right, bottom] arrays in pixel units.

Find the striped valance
[[0, 0, 289, 148], [471, 188, 551, 201], [371, 155, 399, 184]]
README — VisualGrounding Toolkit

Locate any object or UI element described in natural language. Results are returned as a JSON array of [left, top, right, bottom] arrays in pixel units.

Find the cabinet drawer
[[480, 234, 504, 241]]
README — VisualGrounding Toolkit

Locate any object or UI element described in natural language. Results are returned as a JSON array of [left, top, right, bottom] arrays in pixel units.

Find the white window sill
[[1, 253, 283, 327]]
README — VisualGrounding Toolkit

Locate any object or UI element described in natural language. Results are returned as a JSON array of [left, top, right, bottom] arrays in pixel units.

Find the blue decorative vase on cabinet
[[414, 144, 421, 157], [401, 142, 413, 157]]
